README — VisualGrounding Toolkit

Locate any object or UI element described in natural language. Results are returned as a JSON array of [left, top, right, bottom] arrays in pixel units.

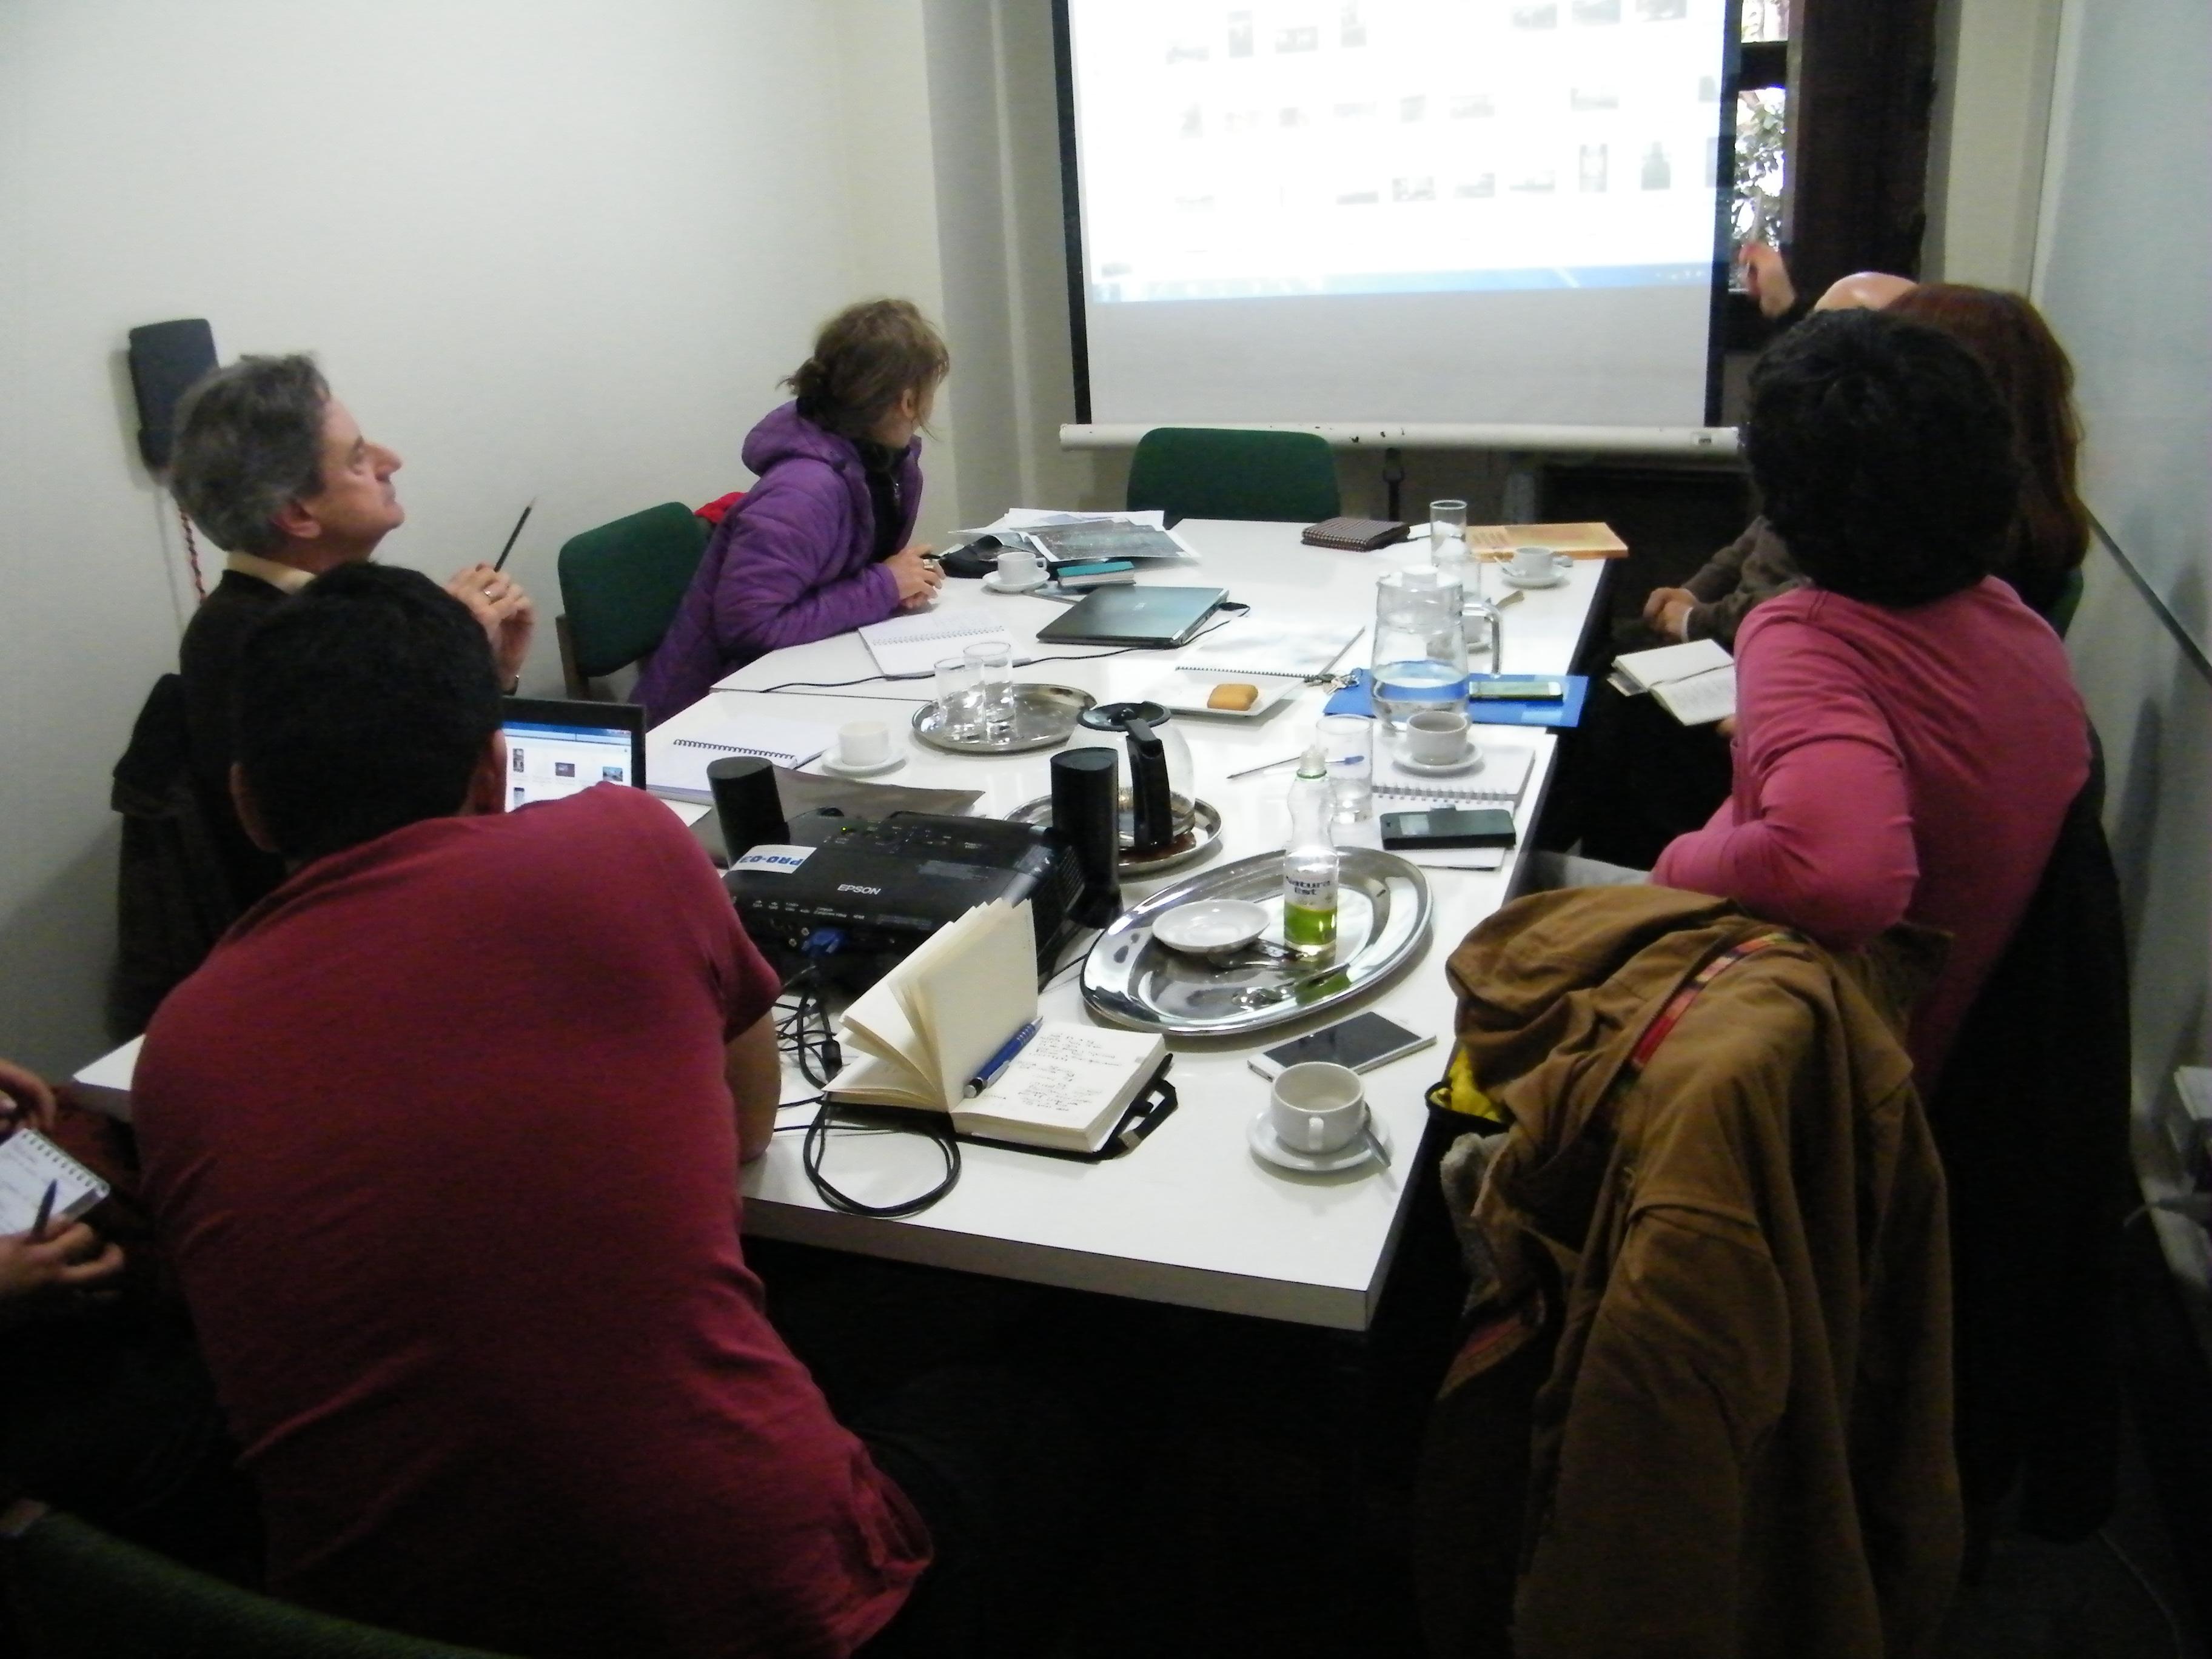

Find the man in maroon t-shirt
[[134, 565, 936, 1657]]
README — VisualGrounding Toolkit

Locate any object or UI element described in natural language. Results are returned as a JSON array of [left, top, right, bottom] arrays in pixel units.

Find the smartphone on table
[[1468, 676, 1565, 700], [1247, 1012, 1435, 1079], [1379, 807, 1518, 850]]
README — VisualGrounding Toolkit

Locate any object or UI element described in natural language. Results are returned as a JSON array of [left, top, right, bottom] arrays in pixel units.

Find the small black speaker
[[708, 757, 787, 858], [1051, 746, 1122, 928], [127, 319, 218, 471]]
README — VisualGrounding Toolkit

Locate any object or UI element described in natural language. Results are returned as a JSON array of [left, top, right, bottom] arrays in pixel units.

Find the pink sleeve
[[1652, 615, 1919, 950]]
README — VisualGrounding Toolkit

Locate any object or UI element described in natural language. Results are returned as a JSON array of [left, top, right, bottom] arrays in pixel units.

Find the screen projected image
[[503, 720, 635, 808], [1071, 0, 1724, 301], [1062, 0, 1734, 426]]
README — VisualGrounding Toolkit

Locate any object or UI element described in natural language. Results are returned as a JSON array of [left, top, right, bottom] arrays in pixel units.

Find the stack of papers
[[968, 509, 1200, 564]]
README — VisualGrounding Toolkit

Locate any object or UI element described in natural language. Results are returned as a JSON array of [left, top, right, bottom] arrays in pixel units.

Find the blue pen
[[964, 1020, 1041, 1099]]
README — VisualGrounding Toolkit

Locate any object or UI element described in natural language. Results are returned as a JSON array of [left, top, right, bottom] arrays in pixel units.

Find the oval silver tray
[[911, 683, 1096, 755], [1006, 795, 1224, 877], [1081, 848, 1432, 1037]]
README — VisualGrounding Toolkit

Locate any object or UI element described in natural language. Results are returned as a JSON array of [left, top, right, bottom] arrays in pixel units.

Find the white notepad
[[0, 1130, 109, 1234], [646, 714, 836, 802], [857, 613, 1018, 679], [1177, 620, 1364, 680], [1650, 665, 1737, 726], [1372, 740, 1535, 807], [1611, 637, 1732, 694]]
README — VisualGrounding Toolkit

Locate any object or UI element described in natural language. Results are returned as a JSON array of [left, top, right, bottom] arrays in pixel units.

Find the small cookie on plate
[[1206, 682, 1261, 711]]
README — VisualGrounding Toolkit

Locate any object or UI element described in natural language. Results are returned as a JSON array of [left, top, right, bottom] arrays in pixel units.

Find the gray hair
[[168, 354, 330, 557]]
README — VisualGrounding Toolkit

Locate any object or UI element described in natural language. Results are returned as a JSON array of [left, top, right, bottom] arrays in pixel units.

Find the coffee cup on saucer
[[1403, 707, 1473, 766], [995, 546, 1045, 589], [1506, 544, 1568, 583], [1268, 1062, 1368, 1156], [826, 720, 902, 776]]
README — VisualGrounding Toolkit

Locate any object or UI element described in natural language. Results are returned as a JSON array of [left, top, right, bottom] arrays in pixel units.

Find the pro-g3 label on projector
[[732, 845, 814, 874]]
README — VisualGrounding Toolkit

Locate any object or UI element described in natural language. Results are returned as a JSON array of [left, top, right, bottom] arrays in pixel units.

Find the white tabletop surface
[[687, 518, 1610, 1330], [75, 522, 1609, 1330]]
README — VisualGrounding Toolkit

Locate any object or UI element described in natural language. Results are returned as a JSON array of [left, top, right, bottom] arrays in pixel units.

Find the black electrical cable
[[801, 1104, 963, 1217]]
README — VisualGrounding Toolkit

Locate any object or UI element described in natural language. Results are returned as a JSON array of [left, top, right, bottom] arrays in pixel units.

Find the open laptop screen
[[501, 697, 647, 810]]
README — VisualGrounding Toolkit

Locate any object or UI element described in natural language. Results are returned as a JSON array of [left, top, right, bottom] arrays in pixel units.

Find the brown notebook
[[1302, 517, 1411, 551]]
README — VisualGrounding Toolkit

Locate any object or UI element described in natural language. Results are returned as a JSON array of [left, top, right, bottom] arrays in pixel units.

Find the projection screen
[[1056, 0, 1737, 428]]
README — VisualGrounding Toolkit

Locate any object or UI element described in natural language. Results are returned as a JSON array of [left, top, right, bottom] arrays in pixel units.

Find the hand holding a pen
[[0, 1219, 123, 1306], [446, 564, 537, 688]]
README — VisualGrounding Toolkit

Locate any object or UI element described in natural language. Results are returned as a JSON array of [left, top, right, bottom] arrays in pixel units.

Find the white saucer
[[1395, 746, 1485, 777], [820, 753, 907, 779], [1498, 568, 1569, 589], [983, 571, 1048, 594], [1247, 1110, 1391, 1175]]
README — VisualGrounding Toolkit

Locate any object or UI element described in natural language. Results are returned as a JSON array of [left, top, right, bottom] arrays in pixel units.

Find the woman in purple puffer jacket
[[638, 300, 950, 723]]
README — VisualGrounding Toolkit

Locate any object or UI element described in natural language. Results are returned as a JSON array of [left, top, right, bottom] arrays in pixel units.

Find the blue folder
[[1324, 669, 1588, 729]]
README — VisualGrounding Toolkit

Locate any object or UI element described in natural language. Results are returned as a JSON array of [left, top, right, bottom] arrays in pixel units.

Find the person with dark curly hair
[[638, 300, 951, 723], [1651, 309, 2088, 1085]]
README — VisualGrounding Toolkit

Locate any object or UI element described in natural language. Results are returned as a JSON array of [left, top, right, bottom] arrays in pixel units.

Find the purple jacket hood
[[637, 403, 922, 724]]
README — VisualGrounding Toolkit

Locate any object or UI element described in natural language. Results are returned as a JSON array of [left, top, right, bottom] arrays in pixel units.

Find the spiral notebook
[[1372, 740, 1534, 808], [1176, 620, 1364, 680], [646, 714, 837, 803], [0, 1130, 110, 1234], [858, 613, 1017, 679]]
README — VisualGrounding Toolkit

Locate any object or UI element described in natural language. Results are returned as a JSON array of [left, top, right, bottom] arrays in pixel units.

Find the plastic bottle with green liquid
[[1282, 742, 1340, 956]]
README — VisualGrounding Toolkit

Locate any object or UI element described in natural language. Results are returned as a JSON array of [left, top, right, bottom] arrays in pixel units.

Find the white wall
[[1923, 0, 2063, 286], [0, 0, 948, 1074]]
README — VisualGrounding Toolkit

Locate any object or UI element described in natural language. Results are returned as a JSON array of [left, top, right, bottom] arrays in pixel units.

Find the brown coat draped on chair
[[1416, 886, 1960, 1659]]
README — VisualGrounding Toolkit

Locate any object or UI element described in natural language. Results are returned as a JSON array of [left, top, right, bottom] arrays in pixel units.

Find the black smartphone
[[1468, 675, 1566, 700], [1248, 1012, 1435, 1079], [1380, 806, 1518, 849]]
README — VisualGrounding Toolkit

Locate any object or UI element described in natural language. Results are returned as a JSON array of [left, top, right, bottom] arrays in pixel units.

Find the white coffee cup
[[1404, 706, 1472, 765], [1507, 544, 1566, 581], [838, 720, 892, 768], [996, 546, 1044, 588], [1269, 1062, 1368, 1156]]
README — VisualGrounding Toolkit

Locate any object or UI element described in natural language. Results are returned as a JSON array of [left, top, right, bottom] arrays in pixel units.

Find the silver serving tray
[[1081, 848, 1432, 1037], [1007, 795, 1224, 877], [911, 683, 1096, 755]]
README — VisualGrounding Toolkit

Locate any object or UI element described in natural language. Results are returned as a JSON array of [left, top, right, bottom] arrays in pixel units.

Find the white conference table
[[671, 518, 1610, 1330]]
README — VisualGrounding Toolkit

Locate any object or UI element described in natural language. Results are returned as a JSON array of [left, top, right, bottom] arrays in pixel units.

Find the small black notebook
[[1033, 585, 1229, 648]]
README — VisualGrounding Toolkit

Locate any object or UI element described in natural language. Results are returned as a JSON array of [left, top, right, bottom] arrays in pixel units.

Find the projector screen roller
[[1059, 0, 1735, 427]]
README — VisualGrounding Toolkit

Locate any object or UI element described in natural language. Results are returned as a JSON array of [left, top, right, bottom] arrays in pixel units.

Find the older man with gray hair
[[166, 354, 534, 910]]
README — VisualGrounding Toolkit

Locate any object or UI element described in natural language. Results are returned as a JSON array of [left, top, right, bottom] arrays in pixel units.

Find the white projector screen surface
[[1063, 0, 1731, 426]]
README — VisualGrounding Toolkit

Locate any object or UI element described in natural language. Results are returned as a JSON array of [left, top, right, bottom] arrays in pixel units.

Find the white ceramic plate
[[1246, 1109, 1392, 1175], [1144, 674, 1297, 720], [1152, 898, 1269, 955]]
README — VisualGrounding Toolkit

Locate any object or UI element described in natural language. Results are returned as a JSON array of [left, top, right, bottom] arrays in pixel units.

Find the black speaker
[[1051, 746, 1122, 928], [708, 757, 788, 858], [126, 320, 218, 471]]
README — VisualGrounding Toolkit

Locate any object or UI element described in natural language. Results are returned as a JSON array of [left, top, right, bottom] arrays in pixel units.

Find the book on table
[[1463, 521, 1628, 558], [1609, 638, 1737, 725], [828, 898, 1167, 1154]]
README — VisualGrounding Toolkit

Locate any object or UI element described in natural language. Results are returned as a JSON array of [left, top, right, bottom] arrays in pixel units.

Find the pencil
[[30, 1179, 56, 1243], [492, 500, 534, 573]]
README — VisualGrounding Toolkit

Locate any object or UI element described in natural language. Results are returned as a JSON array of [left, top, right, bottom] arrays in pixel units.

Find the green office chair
[[554, 502, 712, 697], [1, 1504, 517, 1658], [1125, 427, 1341, 524]]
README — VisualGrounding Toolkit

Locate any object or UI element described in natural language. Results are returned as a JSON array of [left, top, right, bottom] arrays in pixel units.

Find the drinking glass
[[965, 640, 1014, 740], [1429, 498, 1469, 554], [1318, 713, 1376, 824], [934, 656, 979, 740]]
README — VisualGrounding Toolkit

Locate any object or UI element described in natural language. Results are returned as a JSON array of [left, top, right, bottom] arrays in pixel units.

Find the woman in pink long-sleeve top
[[1652, 310, 2088, 1087]]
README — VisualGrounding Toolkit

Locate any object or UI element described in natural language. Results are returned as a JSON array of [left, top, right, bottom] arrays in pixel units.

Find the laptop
[[501, 697, 648, 809], [1033, 585, 1229, 648]]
